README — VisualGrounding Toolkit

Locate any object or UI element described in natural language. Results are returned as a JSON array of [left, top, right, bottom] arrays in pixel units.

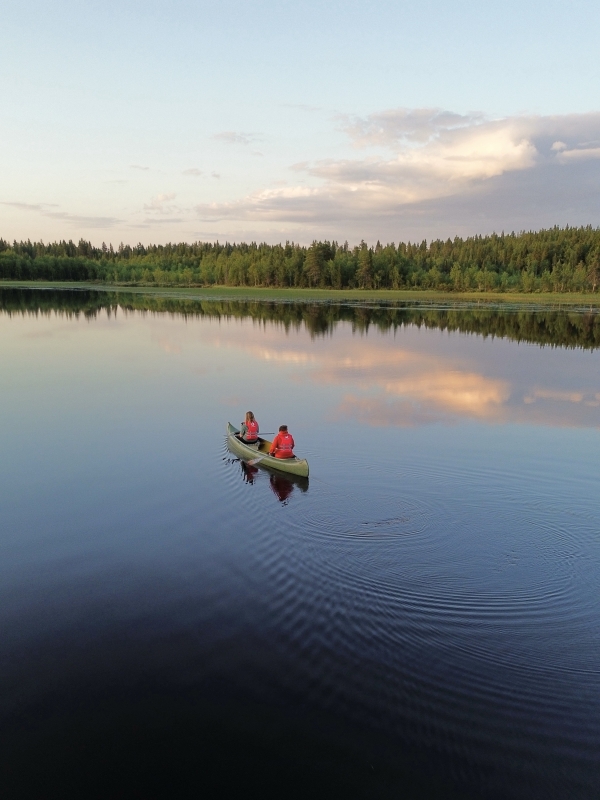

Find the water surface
[[1, 289, 599, 798]]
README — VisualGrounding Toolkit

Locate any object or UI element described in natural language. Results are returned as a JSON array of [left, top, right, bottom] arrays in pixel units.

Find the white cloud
[[194, 110, 600, 238], [144, 193, 177, 214], [556, 146, 600, 162], [5, 109, 600, 245], [340, 107, 485, 147], [303, 121, 537, 198]]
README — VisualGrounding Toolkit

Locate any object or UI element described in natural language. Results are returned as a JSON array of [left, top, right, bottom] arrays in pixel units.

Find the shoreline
[[2, 280, 600, 309]]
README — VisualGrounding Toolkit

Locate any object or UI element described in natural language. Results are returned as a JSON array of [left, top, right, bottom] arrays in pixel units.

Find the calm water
[[1, 289, 599, 798]]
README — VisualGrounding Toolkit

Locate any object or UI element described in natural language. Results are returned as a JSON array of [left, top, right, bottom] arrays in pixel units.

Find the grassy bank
[[3, 280, 600, 308]]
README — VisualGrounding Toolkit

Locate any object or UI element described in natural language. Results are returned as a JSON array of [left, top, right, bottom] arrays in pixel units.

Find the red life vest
[[277, 432, 293, 453], [245, 420, 259, 441]]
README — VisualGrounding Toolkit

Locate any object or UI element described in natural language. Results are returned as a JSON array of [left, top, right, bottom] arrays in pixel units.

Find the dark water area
[[1, 288, 599, 798]]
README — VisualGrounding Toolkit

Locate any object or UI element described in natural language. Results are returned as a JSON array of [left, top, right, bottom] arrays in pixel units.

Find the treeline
[[1, 225, 600, 292], [2, 288, 599, 350]]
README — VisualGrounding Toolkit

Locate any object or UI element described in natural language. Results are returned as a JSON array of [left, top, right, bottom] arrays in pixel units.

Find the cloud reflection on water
[[207, 322, 600, 429], [3, 296, 599, 431]]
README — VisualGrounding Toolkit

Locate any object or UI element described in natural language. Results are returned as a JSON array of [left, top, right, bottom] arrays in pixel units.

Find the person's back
[[240, 411, 259, 443], [269, 425, 295, 459]]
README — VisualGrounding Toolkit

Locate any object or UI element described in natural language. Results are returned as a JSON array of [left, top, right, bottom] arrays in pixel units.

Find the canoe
[[226, 422, 309, 478]]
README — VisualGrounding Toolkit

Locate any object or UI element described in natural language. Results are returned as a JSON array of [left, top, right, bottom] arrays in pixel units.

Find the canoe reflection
[[269, 473, 295, 503], [239, 460, 308, 502]]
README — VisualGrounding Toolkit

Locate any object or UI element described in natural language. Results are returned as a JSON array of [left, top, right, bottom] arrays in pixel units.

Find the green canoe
[[226, 422, 310, 478]]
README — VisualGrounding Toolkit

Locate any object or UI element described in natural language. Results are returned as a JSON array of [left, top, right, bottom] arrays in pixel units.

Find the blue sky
[[2, 0, 600, 245]]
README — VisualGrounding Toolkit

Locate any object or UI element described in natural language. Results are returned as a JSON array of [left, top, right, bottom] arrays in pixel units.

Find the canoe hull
[[226, 423, 309, 478]]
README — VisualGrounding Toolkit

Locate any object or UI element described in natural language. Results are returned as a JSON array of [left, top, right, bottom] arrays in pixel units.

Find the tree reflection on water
[[2, 287, 600, 350]]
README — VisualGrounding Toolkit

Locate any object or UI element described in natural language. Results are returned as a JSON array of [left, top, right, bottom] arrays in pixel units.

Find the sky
[[1, 0, 600, 246]]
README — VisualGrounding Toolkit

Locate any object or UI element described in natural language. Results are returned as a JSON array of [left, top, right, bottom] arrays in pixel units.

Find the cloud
[[245, 346, 316, 365], [43, 211, 123, 228], [1, 201, 60, 212], [213, 131, 257, 146], [2, 201, 45, 212], [524, 388, 586, 404], [340, 107, 485, 147], [5, 108, 600, 244], [144, 193, 178, 214], [327, 122, 534, 183], [243, 343, 509, 420], [383, 372, 510, 417], [1, 202, 121, 228], [300, 344, 511, 421], [556, 146, 600, 162], [194, 110, 600, 240]]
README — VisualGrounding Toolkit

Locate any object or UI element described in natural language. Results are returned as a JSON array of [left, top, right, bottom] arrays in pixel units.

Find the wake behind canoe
[[226, 422, 309, 478]]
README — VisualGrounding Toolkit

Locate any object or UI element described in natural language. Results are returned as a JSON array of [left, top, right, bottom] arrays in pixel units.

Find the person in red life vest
[[239, 411, 259, 443], [269, 424, 295, 459]]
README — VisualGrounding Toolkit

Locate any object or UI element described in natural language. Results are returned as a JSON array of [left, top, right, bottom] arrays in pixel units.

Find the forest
[[2, 288, 599, 350], [1, 225, 600, 293]]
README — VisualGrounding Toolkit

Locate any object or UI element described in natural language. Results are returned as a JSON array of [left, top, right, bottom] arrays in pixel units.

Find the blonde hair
[[245, 411, 255, 423]]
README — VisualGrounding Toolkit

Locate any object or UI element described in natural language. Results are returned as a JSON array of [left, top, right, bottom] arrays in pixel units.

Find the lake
[[1, 288, 599, 799]]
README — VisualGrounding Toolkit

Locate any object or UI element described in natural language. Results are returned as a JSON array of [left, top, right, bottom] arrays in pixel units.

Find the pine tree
[[356, 243, 373, 289]]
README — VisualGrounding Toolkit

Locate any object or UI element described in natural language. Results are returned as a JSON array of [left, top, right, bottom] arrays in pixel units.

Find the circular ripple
[[218, 436, 600, 799]]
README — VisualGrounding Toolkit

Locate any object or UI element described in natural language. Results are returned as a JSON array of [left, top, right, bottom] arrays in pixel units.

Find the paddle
[[248, 456, 266, 466]]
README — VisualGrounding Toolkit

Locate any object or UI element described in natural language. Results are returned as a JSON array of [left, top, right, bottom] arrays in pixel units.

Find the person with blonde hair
[[239, 411, 259, 444]]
